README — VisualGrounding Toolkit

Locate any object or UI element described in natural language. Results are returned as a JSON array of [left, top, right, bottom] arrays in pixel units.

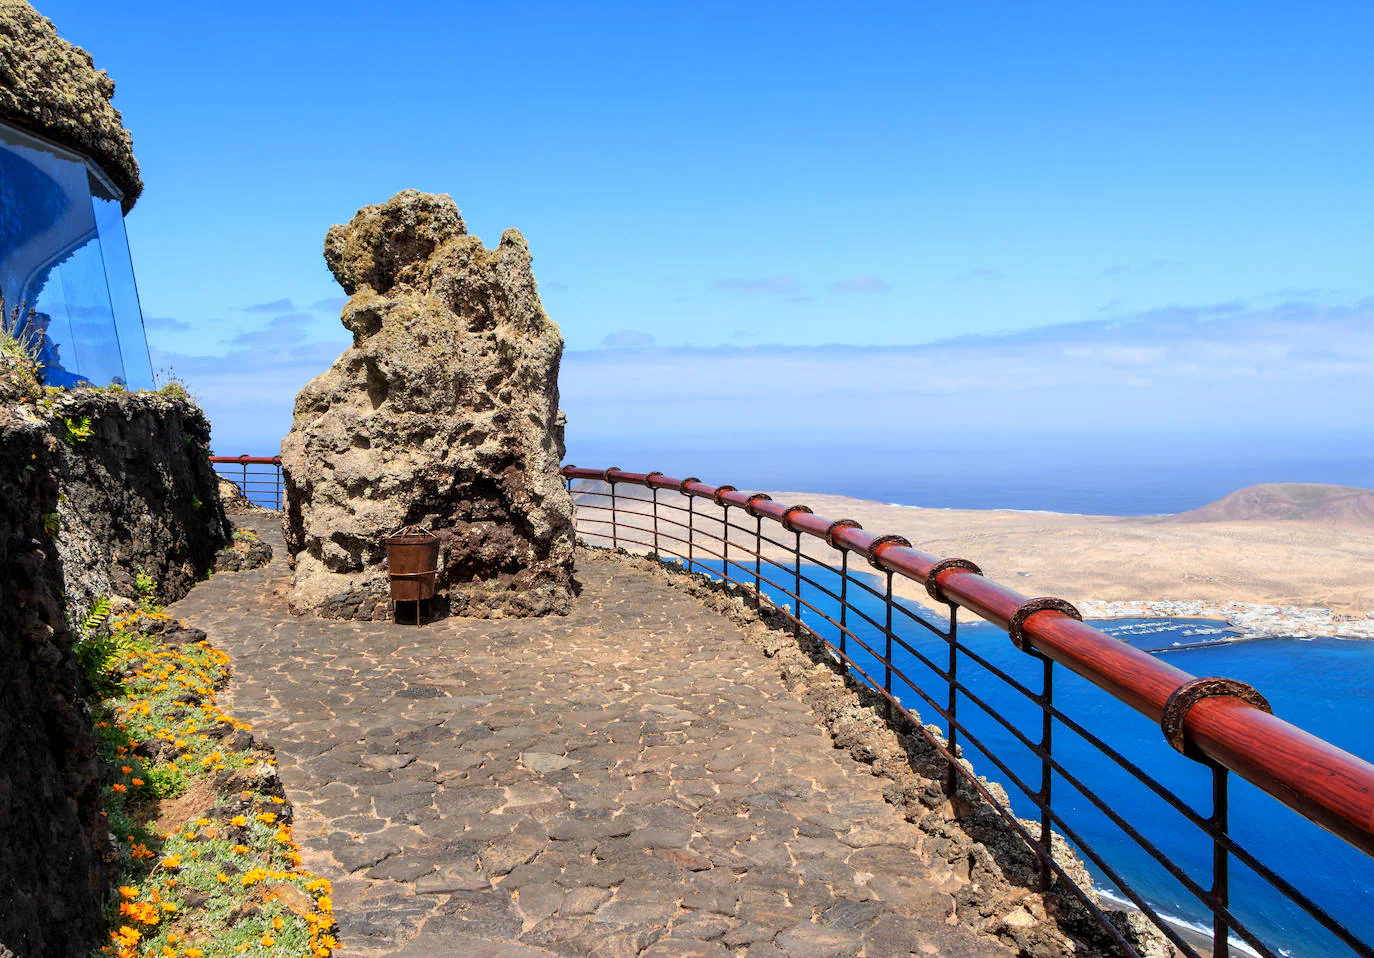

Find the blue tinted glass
[[0, 121, 139, 389], [90, 175, 153, 390]]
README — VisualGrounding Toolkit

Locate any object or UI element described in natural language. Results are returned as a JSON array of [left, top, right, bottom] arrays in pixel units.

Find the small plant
[[60, 414, 93, 446], [77, 596, 112, 639], [73, 597, 121, 697], [153, 365, 195, 402], [41, 511, 59, 537], [191, 494, 203, 510], [0, 289, 44, 401], [133, 568, 157, 611], [142, 763, 187, 800]]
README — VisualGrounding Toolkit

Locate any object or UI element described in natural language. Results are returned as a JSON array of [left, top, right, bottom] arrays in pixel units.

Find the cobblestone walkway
[[171, 516, 1006, 958]]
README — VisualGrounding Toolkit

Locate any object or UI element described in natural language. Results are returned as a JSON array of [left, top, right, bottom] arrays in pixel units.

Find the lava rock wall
[[281, 190, 574, 620], [0, 411, 106, 956], [52, 390, 232, 623], [0, 391, 231, 954]]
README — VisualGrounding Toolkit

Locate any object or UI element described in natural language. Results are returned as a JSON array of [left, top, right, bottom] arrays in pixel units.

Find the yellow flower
[[230, 815, 247, 827], [260, 935, 275, 947], [161, 854, 182, 869], [255, 812, 277, 824], [118, 886, 139, 900], [216, 873, 229, 883], [184, 949, 203, 957], [111, 926, 141, 947], [273, 916, 284, 930]]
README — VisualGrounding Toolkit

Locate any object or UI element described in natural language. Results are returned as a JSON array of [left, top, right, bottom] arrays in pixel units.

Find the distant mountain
[[1171, 483, 1374, 525]]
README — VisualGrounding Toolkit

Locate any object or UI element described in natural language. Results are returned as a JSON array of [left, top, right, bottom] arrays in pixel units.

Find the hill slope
[[1170, 483, 1374, 525]]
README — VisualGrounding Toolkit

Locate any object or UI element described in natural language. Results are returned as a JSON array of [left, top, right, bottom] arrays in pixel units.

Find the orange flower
[[131, 778, 144, 787], [110, 783, 127, 793], [119, 900, 159, 925], [118, 886, 139, 900]]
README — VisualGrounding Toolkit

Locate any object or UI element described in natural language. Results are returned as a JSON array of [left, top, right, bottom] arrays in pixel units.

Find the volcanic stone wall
[[281, 190, 574, 620], [50, 390, 232, 621], [0, 411, 103, 956], [0, 391, 231, 954]]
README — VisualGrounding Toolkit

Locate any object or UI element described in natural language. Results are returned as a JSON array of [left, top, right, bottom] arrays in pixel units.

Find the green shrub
[[60, 414, 93, 446]]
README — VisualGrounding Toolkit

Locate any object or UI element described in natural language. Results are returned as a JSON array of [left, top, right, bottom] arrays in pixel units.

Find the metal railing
[[210, 455, 283, 511], [563, 465, 1374, 958]]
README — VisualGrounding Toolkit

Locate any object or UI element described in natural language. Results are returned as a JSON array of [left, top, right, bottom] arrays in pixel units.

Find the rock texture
[[0, 0, 143, 210], [0, 408, 107, 957], [50, 389, 232, 622], [281, 190, 573, 620]]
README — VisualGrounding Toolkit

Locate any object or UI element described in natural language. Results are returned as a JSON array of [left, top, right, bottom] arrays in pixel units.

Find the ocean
[[564, 436, 1374, 515], [687, 557, 1374, 958]]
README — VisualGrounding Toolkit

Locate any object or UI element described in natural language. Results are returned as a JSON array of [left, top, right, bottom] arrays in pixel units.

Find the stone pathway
[[171, 515, 1007, 958]]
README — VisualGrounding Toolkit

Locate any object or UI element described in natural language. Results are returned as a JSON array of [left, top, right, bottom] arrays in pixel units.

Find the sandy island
[[574, 482, 1374, 638]]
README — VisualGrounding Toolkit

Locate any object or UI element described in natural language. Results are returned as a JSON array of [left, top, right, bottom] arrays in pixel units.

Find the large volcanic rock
[[0, 0, 143, 210], [281, 190, 574, 620]]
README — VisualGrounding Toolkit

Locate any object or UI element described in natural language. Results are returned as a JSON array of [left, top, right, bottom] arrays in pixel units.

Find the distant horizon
[[58, 0, 1366, 518]]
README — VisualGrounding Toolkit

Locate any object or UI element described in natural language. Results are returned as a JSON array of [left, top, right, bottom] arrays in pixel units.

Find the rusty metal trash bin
[[385, 525, 440, 625]]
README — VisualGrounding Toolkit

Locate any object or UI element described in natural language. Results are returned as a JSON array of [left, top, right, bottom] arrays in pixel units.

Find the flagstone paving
[[171, 515, 1007, 957]]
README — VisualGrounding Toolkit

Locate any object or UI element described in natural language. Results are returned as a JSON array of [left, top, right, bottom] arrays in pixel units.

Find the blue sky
[[38, 1, 1374, 507]]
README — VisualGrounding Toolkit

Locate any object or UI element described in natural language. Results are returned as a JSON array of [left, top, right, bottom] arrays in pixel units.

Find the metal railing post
[[610, 480, 618, 550], [839, 550, 849, 660], [1213, 766, 1231, 958], [687, 496, 694, 574], [754, 515, 762, 608], [946, 605, 958, 796], [723, 504, 731, 585], [883, 570, 894, 720], [793, 531, 802, 638], [1038, 654, 1054, 891], [652, 487, 659, 556]]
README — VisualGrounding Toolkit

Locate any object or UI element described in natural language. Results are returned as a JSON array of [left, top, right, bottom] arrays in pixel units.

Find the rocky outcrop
[[0, 409, 107, 957], [50, 389, 232, 622], [0, 0, 142, 210], [281, 190, 573, 620]]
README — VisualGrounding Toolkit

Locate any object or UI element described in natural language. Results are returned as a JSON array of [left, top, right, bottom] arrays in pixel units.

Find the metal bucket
[[385, 525, 440, 623]]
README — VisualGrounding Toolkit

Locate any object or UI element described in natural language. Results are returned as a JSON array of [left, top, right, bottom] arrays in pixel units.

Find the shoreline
[[1077, 599, 1374, 641], [568, 480, 1374, 638]]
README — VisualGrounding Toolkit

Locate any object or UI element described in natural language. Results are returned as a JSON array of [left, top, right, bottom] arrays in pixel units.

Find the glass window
[[0, 119, 153, 390], [90, 174, 153, 390]]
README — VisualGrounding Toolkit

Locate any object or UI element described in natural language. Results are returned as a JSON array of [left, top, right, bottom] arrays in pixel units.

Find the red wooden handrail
[[563, 465, 1374, 859], [209, 455, 282, 465]]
